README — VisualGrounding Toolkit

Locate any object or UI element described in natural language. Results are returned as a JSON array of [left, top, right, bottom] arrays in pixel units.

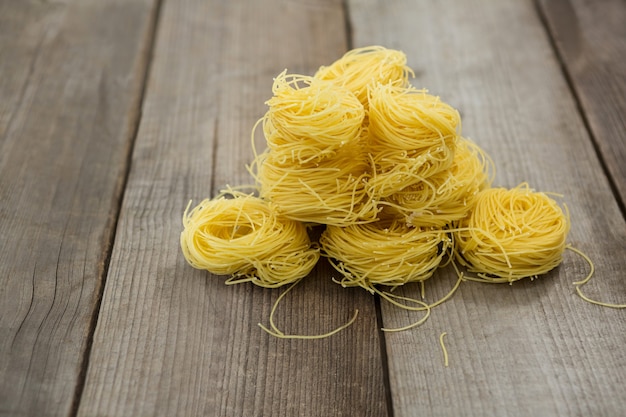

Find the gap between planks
[[68, 0, 166, 415], [532, 0, 626, 221]]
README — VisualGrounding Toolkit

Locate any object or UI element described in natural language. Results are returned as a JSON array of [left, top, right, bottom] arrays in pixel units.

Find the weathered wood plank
[[537, 0, 626, 212], [349, 0, 626, 416], [77, 1, 388, 416], [0, 0, 157, 416]]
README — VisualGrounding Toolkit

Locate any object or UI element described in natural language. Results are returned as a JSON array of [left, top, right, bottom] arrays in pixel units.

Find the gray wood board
[[348, 0, 626, 415], [77, 0, 388, 416], [0, 1, 157, 416], [538, 0, 626, 212]]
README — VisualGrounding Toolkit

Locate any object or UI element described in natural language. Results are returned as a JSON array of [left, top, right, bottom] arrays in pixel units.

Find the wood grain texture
[[0, 0, 157, 416], [537, 0, 626, 211], [77, 0, 388, 416], [349, 0, 626, 416]]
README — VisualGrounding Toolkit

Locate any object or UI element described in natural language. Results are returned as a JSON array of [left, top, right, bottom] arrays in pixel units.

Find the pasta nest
[[385, 137, 494, 227], [320, 216, 452, 292], [454, 183, 571, 282], [254, 142, 379, 226], [366, 84, 461, 197], [180, 190, 319, 288], [314, 45, 413, 106], [262, 71, 365, 164]]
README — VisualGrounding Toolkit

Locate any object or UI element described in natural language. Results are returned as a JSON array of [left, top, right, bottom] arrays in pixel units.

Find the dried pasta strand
[[377, 271, 463, 332], [439, 332, 449, 367], [568, 245, 625, 308], [258, 280, 360, 339], [378, 290, 431, 332]]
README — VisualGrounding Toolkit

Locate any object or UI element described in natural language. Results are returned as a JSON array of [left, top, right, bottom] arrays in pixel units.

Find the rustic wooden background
[[1, 0, 624, 416]]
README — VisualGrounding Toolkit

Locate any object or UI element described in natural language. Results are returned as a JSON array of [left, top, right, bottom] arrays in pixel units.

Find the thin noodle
[[258, 280, 360, 339], [439, 332, 449, 367]]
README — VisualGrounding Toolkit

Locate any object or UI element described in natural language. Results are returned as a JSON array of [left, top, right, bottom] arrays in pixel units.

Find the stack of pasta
[[181, 45, 571, 294]]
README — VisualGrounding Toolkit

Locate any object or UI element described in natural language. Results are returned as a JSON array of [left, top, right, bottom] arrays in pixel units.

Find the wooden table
[[1, 0, 625, 416]]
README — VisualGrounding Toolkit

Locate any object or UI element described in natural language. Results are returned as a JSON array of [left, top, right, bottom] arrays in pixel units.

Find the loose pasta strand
[[258, 279, 360, 339], [378, 290, 431, 332], [567, 245, 625, 308], [439, 332, 449, 367], [377, 271, 463, 332]]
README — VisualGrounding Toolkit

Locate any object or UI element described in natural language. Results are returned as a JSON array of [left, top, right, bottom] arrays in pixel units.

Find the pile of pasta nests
[[180, 46, 616, 337]]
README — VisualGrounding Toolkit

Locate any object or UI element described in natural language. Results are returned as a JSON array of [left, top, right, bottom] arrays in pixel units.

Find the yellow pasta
[[180, 189, 319, 288], [314, 45, 413, 106], [320, 214, 452, 292], [253, 141, 379, 226], [439, 332, 449, 367], [366, 84, 461, 197], [258, 280, 360, 339], [179, 46, 608, 339], [262, 71, 365, 164], [375, 273, 464, 332], [384, 137, 494, 227], [454, 183, 570, 282], [568, 246, 625, 308], [368, 84, 461, 154]]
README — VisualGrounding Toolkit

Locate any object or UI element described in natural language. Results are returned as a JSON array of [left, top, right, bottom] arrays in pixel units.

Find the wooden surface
[[0, 0, 157, 415], [538, 0, 626, 211], [350, 1, 626, 415], [76, 1, 386, 416], [0, 0, 624, 416]]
